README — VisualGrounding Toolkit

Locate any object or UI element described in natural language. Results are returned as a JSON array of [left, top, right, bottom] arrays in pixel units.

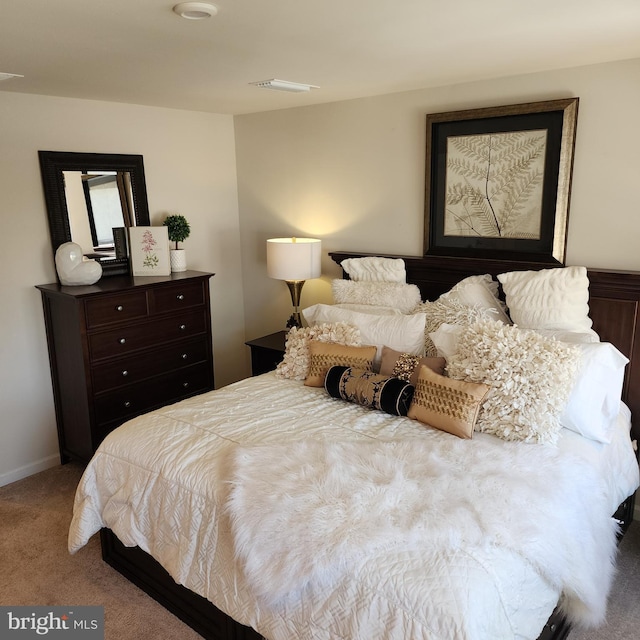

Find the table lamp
[[267, 237, 321, 329]]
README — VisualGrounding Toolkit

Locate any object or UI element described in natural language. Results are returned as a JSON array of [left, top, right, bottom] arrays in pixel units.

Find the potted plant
[[163, 214, 191, 273]]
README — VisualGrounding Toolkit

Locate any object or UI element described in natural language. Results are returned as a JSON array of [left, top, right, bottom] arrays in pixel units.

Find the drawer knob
[[183, 382, 189, 388], [124, 401, 131, 408], [176, 294, 185, 301], [119, 338, 126, 344], [179, 324, 186, 330], [122, 370, 128, 377], [116, 305, 124, 312], [182, 353, 188, 360]]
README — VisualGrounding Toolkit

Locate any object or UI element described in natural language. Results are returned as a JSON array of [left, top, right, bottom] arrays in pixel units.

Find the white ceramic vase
[[170, 249, 187, 273], [55, 242, 102, 286]]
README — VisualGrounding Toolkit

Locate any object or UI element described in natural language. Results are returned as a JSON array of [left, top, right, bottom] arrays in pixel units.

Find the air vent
[[249, 79, 319, 93]]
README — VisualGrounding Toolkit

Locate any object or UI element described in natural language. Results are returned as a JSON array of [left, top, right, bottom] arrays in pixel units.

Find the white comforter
[[68, 374, 639, 640]]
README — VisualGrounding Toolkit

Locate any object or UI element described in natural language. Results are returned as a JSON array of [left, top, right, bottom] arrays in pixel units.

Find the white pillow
[[560, 342, 628, 443], [340, 257, 406, 283], [302, 303, 426, 366], [439, 275, 511, 325], [332, 279, 421, 314], [497, 266, 594, 334], [429, 323, 463, 360], [445, 318, 580, 444]]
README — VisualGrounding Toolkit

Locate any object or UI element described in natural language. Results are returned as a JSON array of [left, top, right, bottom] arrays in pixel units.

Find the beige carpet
[[1, 462, 639, 640], [0, 462, 201, 639]]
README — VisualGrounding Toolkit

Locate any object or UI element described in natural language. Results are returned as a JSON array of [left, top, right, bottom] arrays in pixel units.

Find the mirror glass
[[39, 151, 150, 277]]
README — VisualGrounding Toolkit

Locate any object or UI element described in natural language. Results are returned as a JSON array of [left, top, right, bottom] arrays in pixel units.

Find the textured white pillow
[[497, 266, 594, 333], [446, 318, 580, 444], [415, 298, 490, 356], [560, 342, 628, 443], [332, 279, 422, 314], [439, 275, 511, 325], [275, 322, 361, 381], [340, 257, 406, 283], [302, 304, 426, 366]]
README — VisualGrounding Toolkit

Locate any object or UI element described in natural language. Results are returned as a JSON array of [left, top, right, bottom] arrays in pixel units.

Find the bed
[[68, 252, 640, 640]]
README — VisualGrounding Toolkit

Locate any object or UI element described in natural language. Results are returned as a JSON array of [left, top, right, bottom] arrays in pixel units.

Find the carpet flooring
[[1, 462, 638, 639]]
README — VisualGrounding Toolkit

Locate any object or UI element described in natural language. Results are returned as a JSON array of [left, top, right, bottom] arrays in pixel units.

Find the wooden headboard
[[330, 251, 640, 443]]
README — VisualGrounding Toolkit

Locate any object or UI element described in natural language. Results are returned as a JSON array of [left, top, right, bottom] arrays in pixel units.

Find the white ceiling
[[2, 0, 640, 115]]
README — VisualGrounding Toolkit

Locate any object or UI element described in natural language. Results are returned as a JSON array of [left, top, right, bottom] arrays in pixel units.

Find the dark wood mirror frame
[[39, 150, 150, 277]]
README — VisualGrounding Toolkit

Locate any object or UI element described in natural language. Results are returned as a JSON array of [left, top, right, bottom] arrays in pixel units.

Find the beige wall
[[235, 57, 640, 340], [0, 92, 246, 486], [3, 56, 640, 487]]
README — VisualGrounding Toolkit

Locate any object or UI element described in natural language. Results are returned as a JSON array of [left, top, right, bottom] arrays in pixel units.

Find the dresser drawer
[[85, 290, 149, 329], [94, 362, 213, 425], [154, 281, 205, 313], [89, 309, 208, 361], [91, 337, 210, 393]]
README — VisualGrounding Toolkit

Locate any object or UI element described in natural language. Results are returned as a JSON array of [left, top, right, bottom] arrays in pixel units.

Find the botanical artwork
[[444, 129, 547, 240], [140, 229, 160, 269], [128, 226, 170, 276]]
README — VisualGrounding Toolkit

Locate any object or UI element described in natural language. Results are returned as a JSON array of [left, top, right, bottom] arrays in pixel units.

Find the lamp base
[[284, 280, 305, 330], [286, 312, 302, 330]]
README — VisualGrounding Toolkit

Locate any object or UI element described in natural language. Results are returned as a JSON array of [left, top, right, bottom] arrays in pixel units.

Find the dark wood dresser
[[36, 270, 214, 463]]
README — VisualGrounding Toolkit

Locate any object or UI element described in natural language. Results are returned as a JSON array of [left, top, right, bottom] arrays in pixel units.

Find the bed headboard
[[330, 251, 640, 443]]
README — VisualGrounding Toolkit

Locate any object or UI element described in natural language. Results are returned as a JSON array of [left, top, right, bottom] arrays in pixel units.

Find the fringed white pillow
[[415, 298, 488, 356], [275, 322, 361, 381], [445, 318, 580, 444], [439, 274, 511, 325], [340, 257, 406, 282], [332, 279, 422, 314]]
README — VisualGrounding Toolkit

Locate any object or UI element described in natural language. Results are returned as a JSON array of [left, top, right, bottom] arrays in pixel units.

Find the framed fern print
[[424, 98, 578, 264]]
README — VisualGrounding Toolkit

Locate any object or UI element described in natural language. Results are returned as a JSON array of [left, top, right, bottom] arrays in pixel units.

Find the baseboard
[[0, 454, 60, 488]]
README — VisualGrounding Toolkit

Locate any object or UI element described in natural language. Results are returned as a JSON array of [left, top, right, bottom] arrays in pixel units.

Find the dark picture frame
[[424, 98, 579, 264]]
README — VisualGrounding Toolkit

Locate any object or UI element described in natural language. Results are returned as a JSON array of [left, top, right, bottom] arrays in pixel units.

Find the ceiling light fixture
[[250, 79, 319, 93], [0, 72, 24, 82], [172, 2, 218, 19]]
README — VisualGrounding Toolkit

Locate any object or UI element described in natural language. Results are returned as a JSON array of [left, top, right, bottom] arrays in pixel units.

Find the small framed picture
[[128, 226, 171, 276]]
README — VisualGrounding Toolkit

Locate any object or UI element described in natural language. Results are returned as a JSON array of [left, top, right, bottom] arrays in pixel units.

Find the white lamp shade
[[267, 237, 321, 281]]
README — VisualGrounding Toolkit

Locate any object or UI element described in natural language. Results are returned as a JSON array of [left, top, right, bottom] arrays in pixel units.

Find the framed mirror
[[39, 150, 150, 277]]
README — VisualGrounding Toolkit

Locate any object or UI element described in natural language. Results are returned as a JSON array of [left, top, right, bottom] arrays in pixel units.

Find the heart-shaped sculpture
[[55, 242, 103, 286]]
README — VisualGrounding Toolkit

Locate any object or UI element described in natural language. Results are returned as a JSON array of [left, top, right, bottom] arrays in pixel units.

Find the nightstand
[[245, 331, 287, 376]]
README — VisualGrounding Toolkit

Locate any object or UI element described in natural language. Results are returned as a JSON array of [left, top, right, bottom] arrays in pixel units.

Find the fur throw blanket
[[227, 437, 618, 627]]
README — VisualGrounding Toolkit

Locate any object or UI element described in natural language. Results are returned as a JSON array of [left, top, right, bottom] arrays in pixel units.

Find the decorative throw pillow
[[445, 318, 580, 444], [414, 297, 488, 356], [302, 304, 426, 366], [332, 279, 422, 314], [324, 366, 415, 416], [304, 341, 377, 387], [497, 266, 595, 335], [340, 257, 406, 282], [407, 365, 490, 439], [439, 274, 511, 325], [275, 322, 361, 381], [379, 346, 446, 385]]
